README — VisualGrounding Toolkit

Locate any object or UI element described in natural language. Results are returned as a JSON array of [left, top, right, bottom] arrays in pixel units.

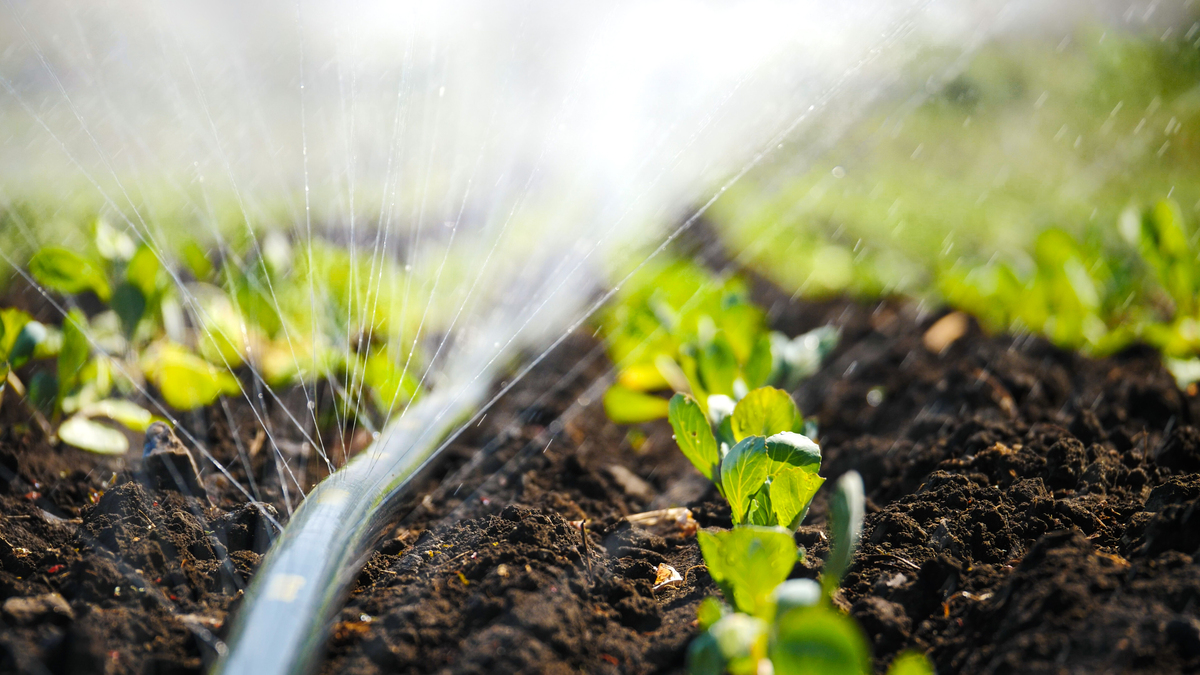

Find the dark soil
[[5, 281, 1200, 674]]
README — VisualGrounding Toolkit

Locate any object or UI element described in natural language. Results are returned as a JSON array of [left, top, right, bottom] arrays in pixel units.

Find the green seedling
[[669, 386, 823, 528], [688, 613, 769, 675], [8, 230, 429, 435], [697, 526, 799, 617], [29, 247, 112, 301], [599, 257, 839, 424], [686, 469, 917, 675], [770, 600, 871, 675], [824, 470, 866, 596]]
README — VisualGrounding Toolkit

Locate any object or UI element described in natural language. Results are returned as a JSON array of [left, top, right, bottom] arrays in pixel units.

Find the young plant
[[599, 258, 839, 424], [688, 471, 935, 675], [669, 386, 823, 529]]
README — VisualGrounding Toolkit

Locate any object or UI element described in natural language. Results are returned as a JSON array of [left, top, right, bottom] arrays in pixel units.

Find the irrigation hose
[[212, 376, 491, 675]]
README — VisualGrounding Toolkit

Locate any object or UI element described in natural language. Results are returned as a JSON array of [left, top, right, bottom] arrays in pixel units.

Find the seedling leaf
[[706, 394, 737, 449], [57, 310, 90, 409], [143, 344, 241, 410], [0, 308, 32, 362], [59, 415, 129, 455], [687, 613, 767, 675], [696, 596, 729, 631], [697, 526, 798, 617], [668, 393, 720, 482], [604, 384, 670, 424], [746, 484, 774, 527], [126, 245, 164, 299], [697, 333, 739, 397], [8, 321, 47, 368], [742, 333, 774, 389], [112, 283, 146, 339], [720, 436, 771, 524], [887, 650, 935, 675], [770, 603, 870, 675], [771, 578, 822, 618], [730, 387, 800, 442], [763, 431, 821, 473], [824, 470, 865, 595], [29, 247, 111, 301], [81, 399, 157, 432], [769, 466, 824, 530], [181, 241, 215, 281], [616, 362, 670, 392]]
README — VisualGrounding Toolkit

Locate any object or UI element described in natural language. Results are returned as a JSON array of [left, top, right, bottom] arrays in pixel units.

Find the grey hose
[[212, 374, 491, 675]]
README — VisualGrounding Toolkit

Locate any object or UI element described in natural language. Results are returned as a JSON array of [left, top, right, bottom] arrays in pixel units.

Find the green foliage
[[770, 603, 871, 675], [824, 471, 866, 596], [600, 259, 787, 421], [697, 526, 799, 618], [0, 309, 33, 365], [142, 343, 241, 410], [729, 387, 801, 441], [605, 384, 672, 424], [29, 247, 111, 301], [689, 469, 877, 675], [667, 393, 721, 482], [57, 310, 90, 410], [57, 415, 129, 455], [669, 387, 824, 529], [7, 231, 428, 457], [687, 614, 769, 675], [767, 464, 824, 531], [933, 200, 1200, 372], [888, 651, 936, 675], [697, 597, 729, 631], [720, 437, 772, 526]]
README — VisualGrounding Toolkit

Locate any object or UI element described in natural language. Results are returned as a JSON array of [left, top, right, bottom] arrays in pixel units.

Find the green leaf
[[678, 347, 708, 413], [668, 393, 720, 482], [181, 241, 214, 281], [697, 334, 739, 397], [27, 371, 57, 414], [363, 351, 421, 412], [58, 415, 129, 455], [720, 436, 771, 525], [730, 387, 800, 442], [707, 394, 737, 449], [143, 343, 241, 410], [111, 283, 146, 339], [616, 361, 670, 392], [80, 399, 156, 432], [771, 578, 822, 618], [604, 384, 670, 424], [887, 650, 936, 675], [57, 310, 90, 409], [747, 484, 775, 526], [770, 603, 870, 675], [770, 467, 825, 530], [687, 614, 767, 675], [697, 526, 798, 617], [742, 333, 774, 389], [94, 220, 135, 261], [0, 308, 31, 362], [29, 247, 111, 301], [125, 245, 164, 299], [763, 431, 821, 474], [696, 596, 728, 631], [824, 470, 865, 595]]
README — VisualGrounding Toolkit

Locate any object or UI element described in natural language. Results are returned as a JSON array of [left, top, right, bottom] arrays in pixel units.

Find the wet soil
[[5, 283, 1200, 674]]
